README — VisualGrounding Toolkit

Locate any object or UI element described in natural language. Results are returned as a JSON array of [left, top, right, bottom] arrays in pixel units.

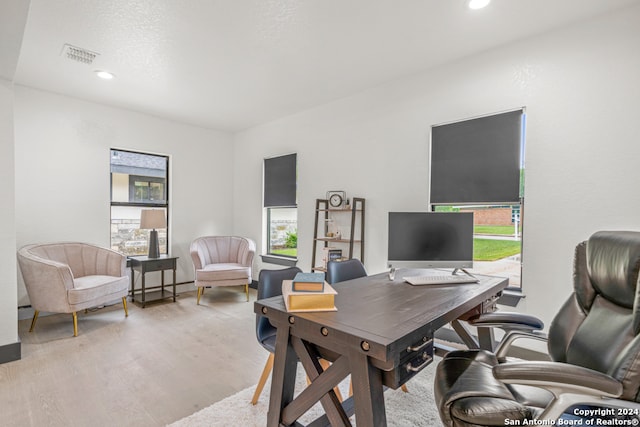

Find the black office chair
[[251, 267, 344, 405], [326, 259, 367, 285], [434, 231, 640, 426]]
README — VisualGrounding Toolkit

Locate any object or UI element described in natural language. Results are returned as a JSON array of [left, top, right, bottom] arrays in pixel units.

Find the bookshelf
[[311, 197, 365, 272]]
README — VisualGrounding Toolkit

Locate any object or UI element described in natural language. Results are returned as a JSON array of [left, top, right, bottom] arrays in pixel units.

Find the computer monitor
[[387, 211, 474, 271]]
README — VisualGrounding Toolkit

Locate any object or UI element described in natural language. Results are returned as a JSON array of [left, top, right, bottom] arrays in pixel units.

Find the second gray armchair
[[190, 236, 256, 304]]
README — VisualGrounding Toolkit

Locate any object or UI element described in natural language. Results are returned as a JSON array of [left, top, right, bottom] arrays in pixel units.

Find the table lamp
[[140, 209, 166, 258]]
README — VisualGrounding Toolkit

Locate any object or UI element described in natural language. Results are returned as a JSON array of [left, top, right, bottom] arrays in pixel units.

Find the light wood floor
[[0, 287, 267, 427]]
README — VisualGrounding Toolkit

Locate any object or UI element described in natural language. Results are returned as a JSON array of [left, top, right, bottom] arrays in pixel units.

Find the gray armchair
[[190, 236, 255, 304], [434, 231, 640, 426], [17, 242, 129, 337]]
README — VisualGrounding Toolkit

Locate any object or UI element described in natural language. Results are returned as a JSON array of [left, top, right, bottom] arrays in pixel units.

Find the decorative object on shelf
[[328, 249, 343, 262], [282, 280, 337, 312], [291, 272, 326, 292], [326, 191, 346, 209], [321, 247, 343, 269], [140, 209, 166, 258]]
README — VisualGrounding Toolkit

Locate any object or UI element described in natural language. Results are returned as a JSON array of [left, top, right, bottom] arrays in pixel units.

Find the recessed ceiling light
[[468, 0, 490, 10], [95, 70, 115, 80]]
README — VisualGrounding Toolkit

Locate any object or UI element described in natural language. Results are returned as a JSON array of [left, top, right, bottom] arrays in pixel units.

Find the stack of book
[[282, 272, 337, 312]]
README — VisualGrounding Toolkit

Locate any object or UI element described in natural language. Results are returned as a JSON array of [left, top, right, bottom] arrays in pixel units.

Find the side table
[[129, 255, 178, 308]]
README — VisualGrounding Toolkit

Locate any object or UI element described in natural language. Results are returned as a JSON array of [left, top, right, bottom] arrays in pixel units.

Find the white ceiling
[[6, 0, 640, 131]]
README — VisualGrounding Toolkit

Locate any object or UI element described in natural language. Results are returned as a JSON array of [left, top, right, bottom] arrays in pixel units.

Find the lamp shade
[[140, 209, 166, 230]]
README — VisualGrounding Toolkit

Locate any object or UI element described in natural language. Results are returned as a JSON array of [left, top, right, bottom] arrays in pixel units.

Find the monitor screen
[[387, 212, 474, 269]]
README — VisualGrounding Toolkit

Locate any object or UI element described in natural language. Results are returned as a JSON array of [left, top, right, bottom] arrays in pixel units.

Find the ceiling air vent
[[61, 44, 99, 65]]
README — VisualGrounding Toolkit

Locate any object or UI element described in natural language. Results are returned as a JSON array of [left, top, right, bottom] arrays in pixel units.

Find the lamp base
[[148, 229, 160, 258]]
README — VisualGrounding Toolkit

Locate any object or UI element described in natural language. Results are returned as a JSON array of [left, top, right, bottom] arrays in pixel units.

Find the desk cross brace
[[450, 319, 496, 352], [283, 337, 351, 426], [268, 323, 387, 427]]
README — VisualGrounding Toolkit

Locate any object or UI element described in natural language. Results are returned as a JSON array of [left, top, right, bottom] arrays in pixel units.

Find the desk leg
[[451, 319, 480, 349], [172, 267, 177, 302], [267, 324, 298, 427], [161, 269, 165, 294], [451, 319, 495, 351], [477, 326, 495, 351], [141, 272, 146, 308], [130, 267, 135, 302], [348, 349, 386, 427]]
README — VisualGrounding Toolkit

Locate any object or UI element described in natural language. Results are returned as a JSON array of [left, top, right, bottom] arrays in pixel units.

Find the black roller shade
[[430, 110, 523, 205], [264, 153, 297, 208]]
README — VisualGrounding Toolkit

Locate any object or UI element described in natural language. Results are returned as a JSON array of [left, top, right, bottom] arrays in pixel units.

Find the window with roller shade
[[263, 153, 297, 260], [430, 109, 525, 290]]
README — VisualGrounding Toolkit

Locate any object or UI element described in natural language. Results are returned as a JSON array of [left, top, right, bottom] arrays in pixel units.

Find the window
[[110, 149, 169, 256], [263, 154, 297, 262], [130, 175, 165, 203], [430, 109, 525, 290]]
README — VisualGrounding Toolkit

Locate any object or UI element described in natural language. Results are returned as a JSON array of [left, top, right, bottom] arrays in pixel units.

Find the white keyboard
[[404, 275, 479, 286]]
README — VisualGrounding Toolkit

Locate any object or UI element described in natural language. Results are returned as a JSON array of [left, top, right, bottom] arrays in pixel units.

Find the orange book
[[292, 272, 326, 292]]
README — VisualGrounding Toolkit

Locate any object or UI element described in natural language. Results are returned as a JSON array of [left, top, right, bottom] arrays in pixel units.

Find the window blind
[[430, 110, 524, 205], [264, 153, 297, 208]]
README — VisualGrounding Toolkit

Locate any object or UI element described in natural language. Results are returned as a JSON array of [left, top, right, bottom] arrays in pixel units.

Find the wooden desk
[[129, 255, 178, 308], [254, 269, 507, 427]]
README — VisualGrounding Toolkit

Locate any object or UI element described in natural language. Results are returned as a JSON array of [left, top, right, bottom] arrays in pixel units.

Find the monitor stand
[[452, 268, 476, 278], [390, 267, 475, 280]]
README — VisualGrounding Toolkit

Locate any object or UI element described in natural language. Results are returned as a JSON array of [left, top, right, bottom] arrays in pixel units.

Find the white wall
[[14, 86, 234, 305], [0, 79, 18, 346], [233, 4, 640, 333]]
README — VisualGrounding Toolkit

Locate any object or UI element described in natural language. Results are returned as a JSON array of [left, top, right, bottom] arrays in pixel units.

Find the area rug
[[169, 360, 442, 426]]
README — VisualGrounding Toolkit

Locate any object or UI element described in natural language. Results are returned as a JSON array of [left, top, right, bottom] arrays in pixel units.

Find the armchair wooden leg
[[401, 384, 409, 393], [122, 297, 129, 317], [251, 353, 274, 405], [245, 284, 249, 302], [72, 312, 78, 337], [29, 310, 39, 332], [196, 287, 203, 305]]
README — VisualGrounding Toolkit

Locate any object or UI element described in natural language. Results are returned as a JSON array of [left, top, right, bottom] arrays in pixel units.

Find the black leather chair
[[251, 267, 301, 405], [326, 259, 367, 285], [434, 231, 640, 426]]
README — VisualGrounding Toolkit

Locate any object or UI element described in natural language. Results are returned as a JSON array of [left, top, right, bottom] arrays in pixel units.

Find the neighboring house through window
[[110, 149, 169, 256], [263, 153, 297, 264]]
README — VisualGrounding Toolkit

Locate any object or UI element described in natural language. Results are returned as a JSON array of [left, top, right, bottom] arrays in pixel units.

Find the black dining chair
[[251, 267, 344, 404], [252, 267, 301, 404], [326, 258, 367, 285]]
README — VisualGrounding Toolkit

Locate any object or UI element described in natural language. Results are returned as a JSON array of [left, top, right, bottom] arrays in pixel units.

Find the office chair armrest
[[495, 330, 548, 360], [467, 312, 544, 331], [494, 361, 623, 398], [467, 312, 546, 359]]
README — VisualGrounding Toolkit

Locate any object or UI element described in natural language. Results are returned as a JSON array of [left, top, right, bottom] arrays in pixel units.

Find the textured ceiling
[[9, 0, 640, 131]]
